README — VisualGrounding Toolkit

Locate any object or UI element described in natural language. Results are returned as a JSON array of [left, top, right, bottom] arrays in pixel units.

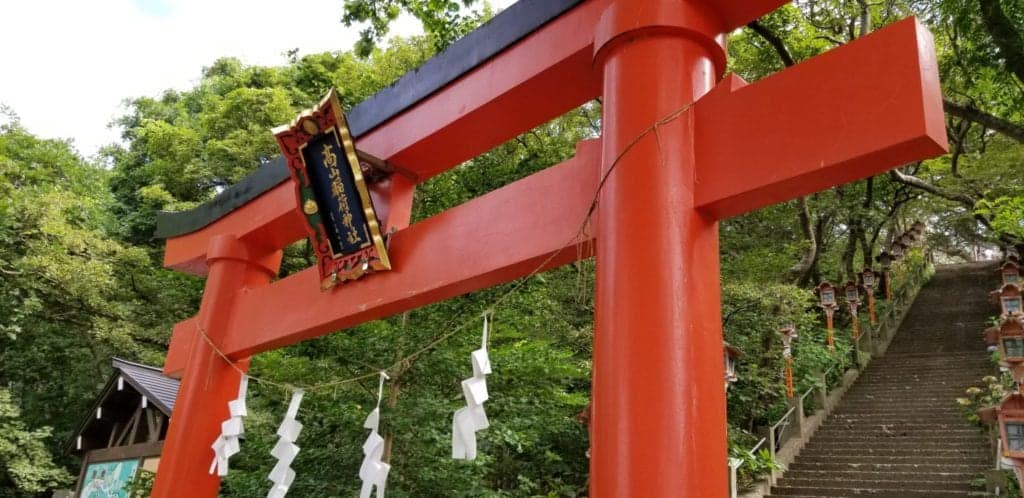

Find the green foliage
[[978, 196, 1024, 242], [126, 469, 155, 498], [341, 0, 492, 56], [2, 1, 1022, 496], [956, 373, 1011, 425], [0, 389, 71, 496]]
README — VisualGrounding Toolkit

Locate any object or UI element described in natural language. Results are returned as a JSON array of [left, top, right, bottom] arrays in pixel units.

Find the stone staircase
[[766, 261, 998, 497]]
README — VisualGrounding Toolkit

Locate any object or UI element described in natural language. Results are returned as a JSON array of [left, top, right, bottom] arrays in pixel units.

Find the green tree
[[0, 389, 70, 496], [341, 0, 492, 56]]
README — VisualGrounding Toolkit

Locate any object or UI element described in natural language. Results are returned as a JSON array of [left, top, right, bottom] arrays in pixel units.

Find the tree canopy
[[0, 0, 1022, 496]]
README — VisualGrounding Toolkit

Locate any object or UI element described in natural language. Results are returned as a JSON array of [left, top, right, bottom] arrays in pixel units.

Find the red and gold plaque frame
[[273, 89, 391, 290]]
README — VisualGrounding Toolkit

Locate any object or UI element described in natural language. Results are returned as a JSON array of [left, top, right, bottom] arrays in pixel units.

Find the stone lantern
[[890, 240, 908, 259], [778, 324, 798, 398], [724, 343, 742, 390], [997, 283, 1023, 318], [860, 268, 879, 325], [876, 252, 895, 300], [844, 281, 862, 340], [999, 318, 1024, 365], [999, 394, 1024, 459], [816, 282, 838, 351], [1002, 261, 1021, 286]]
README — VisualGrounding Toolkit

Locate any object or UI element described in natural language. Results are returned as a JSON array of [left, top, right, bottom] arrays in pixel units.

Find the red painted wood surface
[[694, 18, 946, 219], [591, 1, 728, 493], [154, 0, 949, 496], [152, 236, 279, 497]]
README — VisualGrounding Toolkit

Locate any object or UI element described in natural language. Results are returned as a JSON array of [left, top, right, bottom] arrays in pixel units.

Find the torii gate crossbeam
[[150, 0, 947, 496]]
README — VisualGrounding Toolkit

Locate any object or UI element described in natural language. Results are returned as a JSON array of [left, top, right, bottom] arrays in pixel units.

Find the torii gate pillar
[[152, 236, 281, 496], [592, 3, 727, 496]]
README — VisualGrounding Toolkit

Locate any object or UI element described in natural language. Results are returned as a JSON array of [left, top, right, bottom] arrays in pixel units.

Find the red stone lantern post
[[816, 282, 838, 351], [997, 317, 1024, 484], [844, 281, 862, 340], [779, 324, 798, 399], [876, 251, 895, 301], [860, 268, 879, 325]]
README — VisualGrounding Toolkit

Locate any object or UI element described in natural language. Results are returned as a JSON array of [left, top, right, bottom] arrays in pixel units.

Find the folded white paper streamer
[[209, 375, 249, 476], [453, 315, 493, 460], [359, 372, 390, 498], [267, 390, 304, 498]]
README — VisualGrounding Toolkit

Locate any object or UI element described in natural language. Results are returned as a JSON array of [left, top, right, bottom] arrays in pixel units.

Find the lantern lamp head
[[890, 241, 907, 258], [817, 282, 837, 308], [778, 324, 797, 358], [999, 393, 1024, 459], [1003, 262, 1021, 286], [1001, 318, 1024, 364], [861, 268, 877, 289], [724, 343, 742, 389], [876, 251, 894, 270], [844, 281, 861, 304], [999, 284, 1024, 318]]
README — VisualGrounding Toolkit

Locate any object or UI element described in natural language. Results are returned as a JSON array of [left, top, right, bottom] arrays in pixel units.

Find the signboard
[[274, 89, 391, 290], [78, 459, 139, 498], [862, 270, 876, 288], [845, 286, 860, 302]]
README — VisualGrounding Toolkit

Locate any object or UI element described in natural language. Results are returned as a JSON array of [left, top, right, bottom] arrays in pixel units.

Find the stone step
[[780, 470, 978, 482], [767, 486, 981, 497], [812, 441, 989, 451], [830, 405, 965, 410], [766, 263, 997, 498], [789, 455, 989, 465], [786, 461, 989, 473], [810, 436, 985, 445], [827, 410, 966, 415], [775, 477, 975, 492], [797, 449, 989, 459], [861, 362, 990, 369], [813, 427, 981, 436]]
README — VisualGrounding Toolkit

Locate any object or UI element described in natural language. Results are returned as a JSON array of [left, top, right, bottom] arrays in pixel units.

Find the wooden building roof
[[67, 358, 180, 453]]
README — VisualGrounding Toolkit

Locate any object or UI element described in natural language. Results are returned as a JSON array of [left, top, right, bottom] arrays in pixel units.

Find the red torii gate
[[150, 0, 947, 495]]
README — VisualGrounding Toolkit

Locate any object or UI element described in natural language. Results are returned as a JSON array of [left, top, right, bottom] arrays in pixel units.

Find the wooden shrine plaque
[[273, 89, 391, 290]]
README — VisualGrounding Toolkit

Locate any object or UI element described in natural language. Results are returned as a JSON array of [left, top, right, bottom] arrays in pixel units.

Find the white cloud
[[0, 0, 516, 158]]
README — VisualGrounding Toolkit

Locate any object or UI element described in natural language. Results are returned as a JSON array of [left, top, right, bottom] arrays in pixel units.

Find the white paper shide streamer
[[210, 375, 249, 476], [452, 314, 493, 460], [267, 390, 305, 498], [359, 372, 391, 498]]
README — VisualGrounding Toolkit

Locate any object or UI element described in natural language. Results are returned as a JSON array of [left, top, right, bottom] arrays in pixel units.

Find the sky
[[0, 0, 516, 159]]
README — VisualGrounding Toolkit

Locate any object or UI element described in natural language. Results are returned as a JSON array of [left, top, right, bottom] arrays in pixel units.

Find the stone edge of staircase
[[738, 270, 927, 498]]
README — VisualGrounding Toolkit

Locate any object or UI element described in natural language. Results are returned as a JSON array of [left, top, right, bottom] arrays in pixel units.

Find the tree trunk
[[787, 197, 818, 283], [979, 0, 1024, 85]]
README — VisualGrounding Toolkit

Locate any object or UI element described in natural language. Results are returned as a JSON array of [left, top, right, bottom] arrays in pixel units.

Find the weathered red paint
[[154, 0, 949, 496]]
